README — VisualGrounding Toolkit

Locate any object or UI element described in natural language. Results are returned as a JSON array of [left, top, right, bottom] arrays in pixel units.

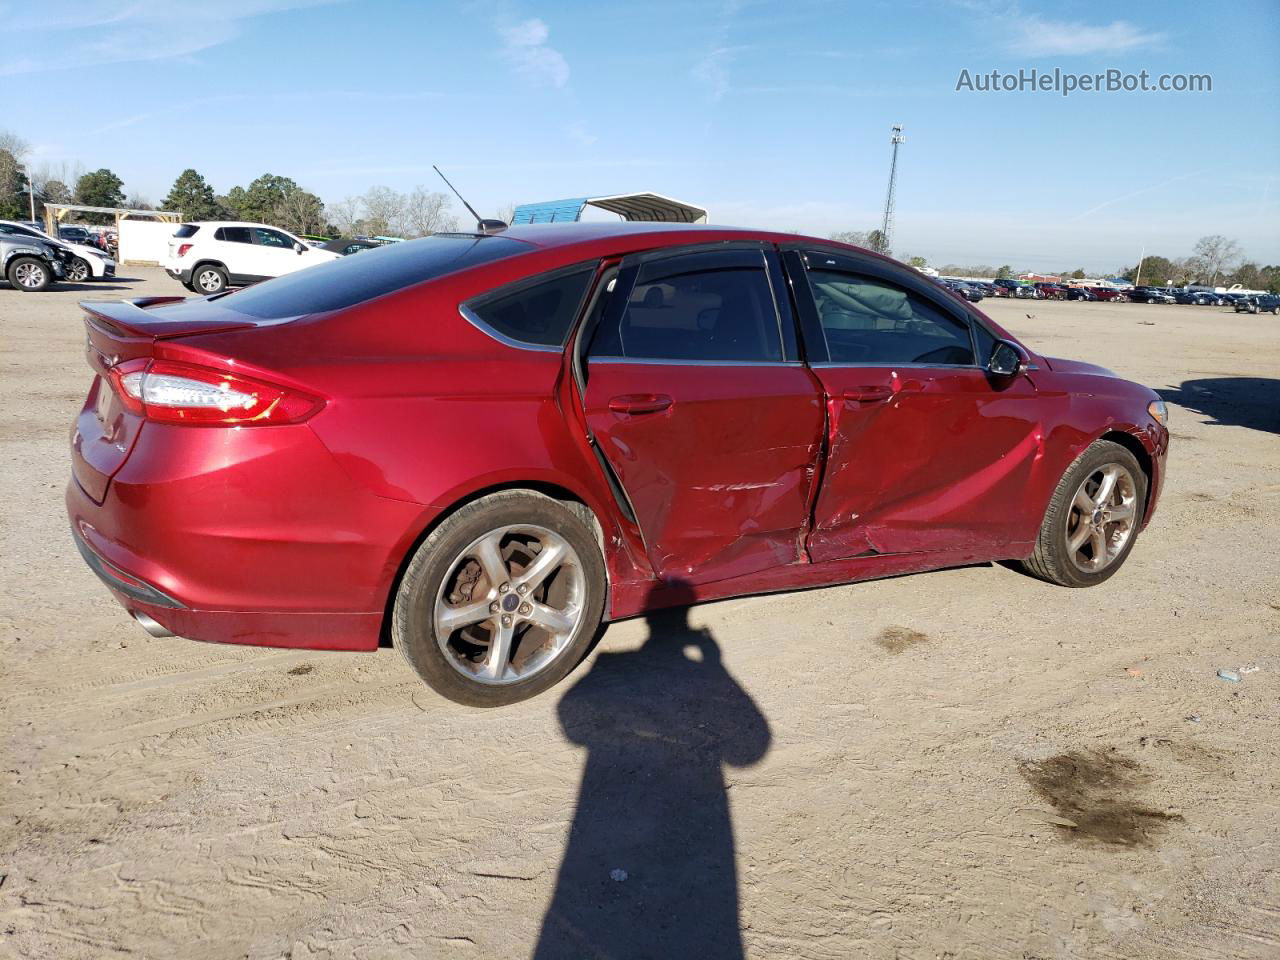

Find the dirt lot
[[1, 268, 1277, 960]]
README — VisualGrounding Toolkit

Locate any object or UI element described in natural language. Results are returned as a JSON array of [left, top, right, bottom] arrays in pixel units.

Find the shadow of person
[[1158, 377, 1280, 435], [534, 581, 771, 960]]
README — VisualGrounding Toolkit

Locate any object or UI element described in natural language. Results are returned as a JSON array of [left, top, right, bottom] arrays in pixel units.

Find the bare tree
[[0, 129, 28, 159], [359, 186, 406, 236], [328, 195, 363, 236], [402, 187, 458, 236], [1189, 235, 1242, 285], [497, 202, 516, 225]]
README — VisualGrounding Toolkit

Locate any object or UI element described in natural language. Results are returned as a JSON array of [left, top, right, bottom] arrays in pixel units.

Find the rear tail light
[[176, 244, 193, 257], [106, 359, 323, 425]]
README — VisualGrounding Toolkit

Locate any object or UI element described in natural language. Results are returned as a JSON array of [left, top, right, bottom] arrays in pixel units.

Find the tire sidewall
[[194, 265, 227, 294], [392, 492, 606, 707], [1040, 441, 1147, 587], [8, 257, 50, 292]]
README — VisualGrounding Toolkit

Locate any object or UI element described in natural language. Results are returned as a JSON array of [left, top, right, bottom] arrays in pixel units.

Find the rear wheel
[[193, 264, 227, 294], [1018, 440, 1146, 587], [392, 491, 606, 706], [6, 256, 51, 292]]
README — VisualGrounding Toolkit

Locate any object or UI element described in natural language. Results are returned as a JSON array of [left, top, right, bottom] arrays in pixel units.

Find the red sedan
[[68, 224, 1169, 705]]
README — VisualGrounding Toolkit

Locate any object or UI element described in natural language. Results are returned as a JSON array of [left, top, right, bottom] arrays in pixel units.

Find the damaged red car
[[68, 224, 1169, 705]]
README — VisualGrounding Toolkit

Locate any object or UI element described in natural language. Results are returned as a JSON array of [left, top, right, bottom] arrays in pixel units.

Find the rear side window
[[806, 269, 974, 365], [215, 227, 253, 244], [590, 251, 783, 362], [174, 224, 200, 238], [221, 234, 529, 319], [464, 265, 595, 348]]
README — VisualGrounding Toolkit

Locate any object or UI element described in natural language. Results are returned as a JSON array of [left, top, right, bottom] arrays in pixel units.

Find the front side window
[[464, 266, 595, 348], [591, 257, 782, 362], [806, 269, 974, 365], [254, 228, 293, 248]]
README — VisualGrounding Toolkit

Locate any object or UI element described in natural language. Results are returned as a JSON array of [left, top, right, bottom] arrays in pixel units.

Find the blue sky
[[4, 0, 1277, 272]]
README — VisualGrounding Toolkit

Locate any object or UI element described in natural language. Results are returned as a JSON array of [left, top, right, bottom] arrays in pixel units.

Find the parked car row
[[938, 276, 1269, 308]]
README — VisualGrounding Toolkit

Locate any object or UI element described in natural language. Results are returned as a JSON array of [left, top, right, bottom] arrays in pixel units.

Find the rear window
[[174, 224, 200, 238], [220, 234, 530, 319]]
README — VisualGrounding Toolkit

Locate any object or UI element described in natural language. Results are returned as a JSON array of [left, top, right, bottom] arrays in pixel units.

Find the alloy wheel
[[1065, 463, 1138, 573], [197, 270, 222, 292], [15, 262, 45, 288], [68, 259, 90, 282], [433, 524, 586, 685]]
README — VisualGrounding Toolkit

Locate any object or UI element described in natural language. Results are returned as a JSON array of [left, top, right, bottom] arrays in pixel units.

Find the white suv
[[165, 221, 340, 294]]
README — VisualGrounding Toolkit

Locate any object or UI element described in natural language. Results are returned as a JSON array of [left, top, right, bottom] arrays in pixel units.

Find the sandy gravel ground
[[1, 268, 1277, 960]]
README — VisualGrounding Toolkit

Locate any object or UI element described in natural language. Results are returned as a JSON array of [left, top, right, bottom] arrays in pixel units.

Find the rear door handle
[[608, 393, 673, 415], [841, 386, 893, 403]]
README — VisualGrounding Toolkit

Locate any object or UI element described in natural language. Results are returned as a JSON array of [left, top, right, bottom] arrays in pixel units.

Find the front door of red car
[[787, 250, 1044, 561], [580, 247, 824, 585]]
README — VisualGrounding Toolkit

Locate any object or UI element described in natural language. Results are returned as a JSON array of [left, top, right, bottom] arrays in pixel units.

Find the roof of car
[[184, 221, 296, 230], [480, 221, 790, 249]]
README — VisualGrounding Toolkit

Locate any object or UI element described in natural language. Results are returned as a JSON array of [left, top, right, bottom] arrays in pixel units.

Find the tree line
[[2, 128, 463, 239]]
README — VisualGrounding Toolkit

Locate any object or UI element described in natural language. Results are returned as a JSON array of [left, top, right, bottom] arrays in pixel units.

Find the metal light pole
[[23, 164, 36, 222], [880, 125, 905, 252]]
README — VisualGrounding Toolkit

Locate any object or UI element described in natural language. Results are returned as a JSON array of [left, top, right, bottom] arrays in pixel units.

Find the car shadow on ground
[[534, 580, 771, 960], [1158, 377, 1280, 435]]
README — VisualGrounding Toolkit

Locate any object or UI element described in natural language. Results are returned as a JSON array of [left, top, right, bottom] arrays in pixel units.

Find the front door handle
[[841, 386, 893, 404], [608, 393, 673, 415]]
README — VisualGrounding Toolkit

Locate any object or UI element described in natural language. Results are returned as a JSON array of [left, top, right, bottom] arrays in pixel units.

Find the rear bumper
[[66, 421, 435, 652], [165, 265, 192, 284]]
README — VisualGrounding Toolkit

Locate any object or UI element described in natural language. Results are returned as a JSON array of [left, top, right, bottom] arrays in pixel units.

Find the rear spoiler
[[80, 297, 256, 339]]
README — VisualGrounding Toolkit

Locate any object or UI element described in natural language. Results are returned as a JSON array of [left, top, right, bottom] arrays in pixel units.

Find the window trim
[[459, 259, 599, 353], [786, 246, 987, 369], [588, 244, 789, 365]]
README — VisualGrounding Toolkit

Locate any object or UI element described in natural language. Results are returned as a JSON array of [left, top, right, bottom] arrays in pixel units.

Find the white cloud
[[0, 0, 341, 75], [566, 123, 597, 147], [1008, 15, 1164, 56], [692, 0, 747, 101], [498, 17, 570, 89]]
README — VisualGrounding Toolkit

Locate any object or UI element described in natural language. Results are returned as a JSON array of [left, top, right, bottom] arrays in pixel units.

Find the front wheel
[[392, 491, 606, 707], [6, 256, 51, 292], [67, 257, 92, 282], [1018, 440, 1147, 587]]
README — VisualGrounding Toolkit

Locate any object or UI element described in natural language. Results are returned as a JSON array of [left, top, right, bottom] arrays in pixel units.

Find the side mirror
[[294, 242, 306, 254], [988, 339, 1028, 378]]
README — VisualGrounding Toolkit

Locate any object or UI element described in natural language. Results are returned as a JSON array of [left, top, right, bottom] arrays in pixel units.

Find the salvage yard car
[[67, 224, 1169, 706], [0, 220, 116, 282], [1, 231, 68, 291]]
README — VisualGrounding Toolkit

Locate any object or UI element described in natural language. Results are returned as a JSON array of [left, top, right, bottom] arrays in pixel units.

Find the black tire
[[6, 256, 51, 292], [180, 279, 197, 292], [1018, 440, 1147, 588], [67, 257, 92, 283], [392, 490, 606, 707], [192, 264, 227, 294]]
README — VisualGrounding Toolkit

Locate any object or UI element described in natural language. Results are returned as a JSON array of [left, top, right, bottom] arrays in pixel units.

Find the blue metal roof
[[510, 198, 590, 225]]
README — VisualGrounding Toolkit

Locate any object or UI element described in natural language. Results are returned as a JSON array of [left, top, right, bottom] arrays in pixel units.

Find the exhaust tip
[[132, 610, 176, 639]]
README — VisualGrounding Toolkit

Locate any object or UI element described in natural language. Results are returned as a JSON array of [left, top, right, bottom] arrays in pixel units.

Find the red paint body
[[67, 224, 1168, 650]]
